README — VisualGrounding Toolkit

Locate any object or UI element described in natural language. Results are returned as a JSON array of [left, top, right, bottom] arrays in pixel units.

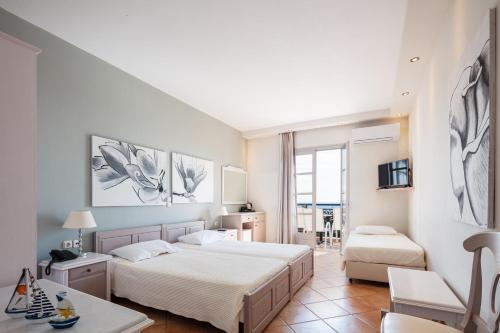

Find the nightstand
[[216, 228, 238, 240], [39, 252, 112, 300]]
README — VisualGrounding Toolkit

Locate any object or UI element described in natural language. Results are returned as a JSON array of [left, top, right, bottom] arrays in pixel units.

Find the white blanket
[[175, 240, 310, 262], [343, 232, 426, 268], [110, 250, 287, 333]]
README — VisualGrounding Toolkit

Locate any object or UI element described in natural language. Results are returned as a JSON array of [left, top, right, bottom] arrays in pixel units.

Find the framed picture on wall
[[449, 8, 496, 228], [172, 152, 214, 203], [91, 135, 168, 207]]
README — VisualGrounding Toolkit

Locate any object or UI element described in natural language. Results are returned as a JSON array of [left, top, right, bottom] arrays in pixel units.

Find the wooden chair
[[381, 231, 500, 333]]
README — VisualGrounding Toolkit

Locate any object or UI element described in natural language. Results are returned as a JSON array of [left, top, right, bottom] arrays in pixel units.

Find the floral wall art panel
[[91, 136, 168, 207], [449, 9, 496, 228], [172, 152, 214, 203]]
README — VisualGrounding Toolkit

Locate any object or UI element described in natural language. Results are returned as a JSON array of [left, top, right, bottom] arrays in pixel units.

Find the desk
[[0, 279, 153, 332], [388, 267, 466, 328]]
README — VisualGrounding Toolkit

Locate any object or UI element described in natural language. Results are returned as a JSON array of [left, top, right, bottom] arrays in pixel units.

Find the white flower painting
[[172, 152, 214, 203], [91, 136, 167, 207], [449, 10, 495, 228]]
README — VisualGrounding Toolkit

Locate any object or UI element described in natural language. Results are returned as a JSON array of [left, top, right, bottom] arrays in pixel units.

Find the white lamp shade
[[215, 206, 228, 217], [63, 211, 97, 229]]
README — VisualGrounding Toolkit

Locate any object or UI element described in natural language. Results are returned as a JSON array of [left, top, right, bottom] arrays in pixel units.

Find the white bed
[[162, 221, 314, 294], [343, 231, 426, 283], [109, 249, 287, 333], [175, 239, 310, 262]]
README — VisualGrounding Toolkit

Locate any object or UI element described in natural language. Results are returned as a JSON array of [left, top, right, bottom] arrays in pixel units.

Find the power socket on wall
[[62, 240, 73, 249], [73, 239, 80, 248]]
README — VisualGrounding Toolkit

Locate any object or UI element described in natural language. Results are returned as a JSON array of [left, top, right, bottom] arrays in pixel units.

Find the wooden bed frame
[[345, 261, 425, 283], [161, 221, 314, 295], [94, 223, 294, 333]]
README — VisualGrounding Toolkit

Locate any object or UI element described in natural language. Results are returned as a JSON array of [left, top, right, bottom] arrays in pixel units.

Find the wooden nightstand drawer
[[39, 252, 112, 301], [225, 229, 238, 240], [69, 272, 107, 299], [241, 215, 254, 223], [69, 262, 106, 280]]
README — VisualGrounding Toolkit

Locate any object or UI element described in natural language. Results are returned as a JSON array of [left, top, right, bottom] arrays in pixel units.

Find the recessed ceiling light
[[402, 91, 410, 96], [410, 57, 420, 63]]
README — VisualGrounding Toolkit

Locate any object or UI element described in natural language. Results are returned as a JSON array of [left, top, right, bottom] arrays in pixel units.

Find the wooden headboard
[[94, 225, 162, 254], [161, 221, 206, 243]]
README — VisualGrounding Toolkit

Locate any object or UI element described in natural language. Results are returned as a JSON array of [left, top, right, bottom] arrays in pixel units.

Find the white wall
[[409, 0, 499, 320], [247, 117, 409, 242], [0, 31, 39, 287]]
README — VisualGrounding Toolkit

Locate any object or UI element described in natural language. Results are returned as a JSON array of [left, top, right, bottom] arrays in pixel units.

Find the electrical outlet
[[73, 239, 80, 248], [62, 240, 72, 249]]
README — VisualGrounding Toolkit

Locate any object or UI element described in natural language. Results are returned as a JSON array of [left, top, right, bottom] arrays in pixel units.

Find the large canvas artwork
[[172, 152, 214, 203], [449, 9, 496, 228], [91, 136, 168, 207]]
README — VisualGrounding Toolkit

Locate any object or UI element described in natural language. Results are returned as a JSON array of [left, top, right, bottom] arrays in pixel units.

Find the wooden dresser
[[222, 212, 266, 242]]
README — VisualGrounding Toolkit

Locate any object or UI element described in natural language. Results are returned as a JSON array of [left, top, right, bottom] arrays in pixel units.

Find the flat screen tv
[[378, 159, 411, 189]]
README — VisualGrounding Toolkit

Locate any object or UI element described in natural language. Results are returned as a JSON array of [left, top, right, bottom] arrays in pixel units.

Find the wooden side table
[[215, 228, 238, 240], [387, 267, 466, 328], [39, 252, 112, 300]]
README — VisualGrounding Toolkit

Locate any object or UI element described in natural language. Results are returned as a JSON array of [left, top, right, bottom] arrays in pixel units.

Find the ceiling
[[0, 0, 452, 134]]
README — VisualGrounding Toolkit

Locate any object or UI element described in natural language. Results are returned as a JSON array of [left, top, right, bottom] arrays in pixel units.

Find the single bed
[[95, 225, 290, 333], [162, 221, 314, 294], [343, 231, 426, 283]]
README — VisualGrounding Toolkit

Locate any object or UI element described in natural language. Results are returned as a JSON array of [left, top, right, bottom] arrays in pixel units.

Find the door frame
[[294, 144, 349, 243]]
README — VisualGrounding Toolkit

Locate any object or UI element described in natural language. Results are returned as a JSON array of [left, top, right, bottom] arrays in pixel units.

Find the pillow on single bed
[[110, 244, 152, 262], [136, 239, 181, 257], [355, 225, 398, 235], [178, 230, 224, 245]]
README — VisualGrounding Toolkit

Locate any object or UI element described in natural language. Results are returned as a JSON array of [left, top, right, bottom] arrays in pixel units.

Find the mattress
[[174, 239, 310, 262], [109, 249, 287, 333], [343, 232, 426, 268]]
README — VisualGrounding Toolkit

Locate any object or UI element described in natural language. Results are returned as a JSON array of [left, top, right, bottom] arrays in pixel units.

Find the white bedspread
[[343, 232, 426, 268], [175, 240, 310, 262], [109, 250, 287, 333]]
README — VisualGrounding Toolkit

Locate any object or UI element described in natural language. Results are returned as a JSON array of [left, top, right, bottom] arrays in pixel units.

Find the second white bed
[[175, 239, 311, 262], [109, 249, 287, 333]]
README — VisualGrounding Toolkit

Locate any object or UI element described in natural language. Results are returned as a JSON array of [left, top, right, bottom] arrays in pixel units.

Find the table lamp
[[63, 210, 97, 257], [215, 206, 228, 230]]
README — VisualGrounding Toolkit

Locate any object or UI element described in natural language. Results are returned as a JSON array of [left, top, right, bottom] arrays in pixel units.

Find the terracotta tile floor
[[113, 248, 389, 333]]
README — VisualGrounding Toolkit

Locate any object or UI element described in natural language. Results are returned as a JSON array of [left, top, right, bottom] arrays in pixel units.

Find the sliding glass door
[[295, 146, 347, 248]]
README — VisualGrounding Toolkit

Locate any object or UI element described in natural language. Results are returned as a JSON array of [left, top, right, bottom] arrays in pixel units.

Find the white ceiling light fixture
[[409, 56, 420, 62], [401, 91, 410, 96]]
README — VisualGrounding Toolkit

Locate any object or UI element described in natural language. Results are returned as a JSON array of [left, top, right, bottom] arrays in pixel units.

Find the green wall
[[0, 8, 247, 261]]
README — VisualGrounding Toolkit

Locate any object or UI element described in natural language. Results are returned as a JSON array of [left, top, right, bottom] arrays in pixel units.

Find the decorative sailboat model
[[49, 291, 80, 329], [24, 268, 56, 323], [4, 268, 31, 318]]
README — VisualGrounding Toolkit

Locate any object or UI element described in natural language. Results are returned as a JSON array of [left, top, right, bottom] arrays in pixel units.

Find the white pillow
[[110, 244, 152, 262], [355, 225, 397, 235], [136, 240, 181, 256], [178, 230, 224, 245]]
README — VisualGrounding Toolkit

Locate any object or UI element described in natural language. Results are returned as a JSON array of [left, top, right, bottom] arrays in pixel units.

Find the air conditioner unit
[[351, 123, 400, 144]]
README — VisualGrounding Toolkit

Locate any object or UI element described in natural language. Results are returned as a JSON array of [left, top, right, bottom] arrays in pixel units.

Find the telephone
[[45, 249, 78, 276]]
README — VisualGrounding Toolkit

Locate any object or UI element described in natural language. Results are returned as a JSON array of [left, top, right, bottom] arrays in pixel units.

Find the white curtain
[[277, 132, 297, 244]]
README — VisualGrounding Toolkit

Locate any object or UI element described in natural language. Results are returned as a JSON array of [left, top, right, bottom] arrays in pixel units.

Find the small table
[[39, 252, 112, 300], [388, 267, 466, 328], [0, 279, 154, 332], [215, 228, 239, 240]]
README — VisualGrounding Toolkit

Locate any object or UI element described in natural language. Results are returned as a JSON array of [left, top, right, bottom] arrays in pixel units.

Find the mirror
[[222, 166, 247, 204]]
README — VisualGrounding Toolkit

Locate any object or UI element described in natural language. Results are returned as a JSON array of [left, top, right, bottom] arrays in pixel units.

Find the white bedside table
[[39, 252, 112, 300], [216, 228, 238, 240]]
